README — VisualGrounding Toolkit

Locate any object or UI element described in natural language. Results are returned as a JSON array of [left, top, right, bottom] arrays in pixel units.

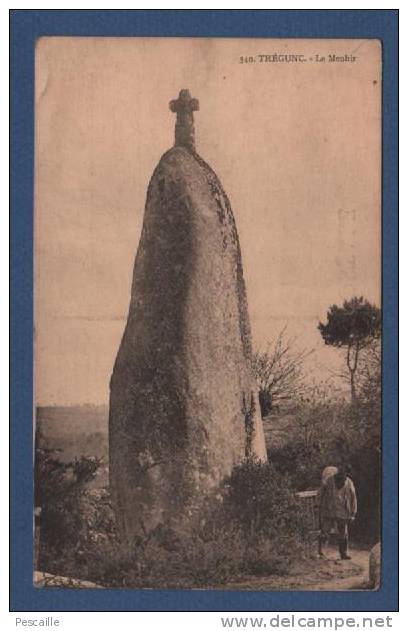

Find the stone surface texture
[[34, 571, 103, 589], [109, 145, 266, 539], [368, 542, 381, 589]]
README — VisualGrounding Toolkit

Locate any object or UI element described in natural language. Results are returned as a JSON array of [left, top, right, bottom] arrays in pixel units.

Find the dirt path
[[221, 547, 370, 591], [300, 548, 370, 591], [35, 547, 371, 592]]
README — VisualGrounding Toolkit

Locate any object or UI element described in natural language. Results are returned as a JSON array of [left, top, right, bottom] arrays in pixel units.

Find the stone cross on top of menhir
[[169, 89, 199, 150]]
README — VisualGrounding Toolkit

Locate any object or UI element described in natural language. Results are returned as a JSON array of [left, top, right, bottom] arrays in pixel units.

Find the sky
[[34, 37, 381, 406]]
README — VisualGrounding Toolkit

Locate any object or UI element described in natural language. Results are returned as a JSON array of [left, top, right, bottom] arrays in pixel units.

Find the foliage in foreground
[[36, 455, 310, 588]]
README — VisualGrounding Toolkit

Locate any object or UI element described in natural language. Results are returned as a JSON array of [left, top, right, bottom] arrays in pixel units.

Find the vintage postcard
[[33, 37, 382, 592]]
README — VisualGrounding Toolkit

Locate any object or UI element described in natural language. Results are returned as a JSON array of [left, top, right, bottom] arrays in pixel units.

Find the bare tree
[[253, 327, 313, 417]]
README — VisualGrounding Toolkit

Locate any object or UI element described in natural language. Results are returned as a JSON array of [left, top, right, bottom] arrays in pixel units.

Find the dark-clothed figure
[[318, 465, 357, 560]]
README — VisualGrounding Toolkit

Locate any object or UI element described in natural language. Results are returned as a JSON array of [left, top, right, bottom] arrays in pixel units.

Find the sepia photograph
[[33, 36, 382, 592]]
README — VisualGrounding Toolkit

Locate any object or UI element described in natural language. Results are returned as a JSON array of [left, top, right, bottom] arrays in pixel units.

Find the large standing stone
[[109, 90, 266, 540]]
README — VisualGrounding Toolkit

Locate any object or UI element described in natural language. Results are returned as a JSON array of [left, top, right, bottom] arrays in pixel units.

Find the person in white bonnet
[[318, 464, 357, 560]]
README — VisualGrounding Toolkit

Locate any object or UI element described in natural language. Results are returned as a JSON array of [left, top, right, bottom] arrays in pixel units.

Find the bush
[[81, 526, 246, 588], [267, 398, 381, 544], [35, 448, 115, 574], [79, 462, 309, 588], [222, 459, 308, 542], [36, 452, 311, 587], [267, 442, 325, 492]]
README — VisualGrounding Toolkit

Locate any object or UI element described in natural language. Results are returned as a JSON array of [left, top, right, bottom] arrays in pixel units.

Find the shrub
[[35, 448, 113, 573], [267, 398, 381, 544], [36, 451, 311, 587], [80, 526, 246, 588], [222, 459, 308, 542]]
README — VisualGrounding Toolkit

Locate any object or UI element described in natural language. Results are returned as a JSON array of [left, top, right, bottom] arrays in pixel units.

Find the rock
[[109, 90, 266, 540], [368, 542, 381, 589], [34, 571, 103, 589]]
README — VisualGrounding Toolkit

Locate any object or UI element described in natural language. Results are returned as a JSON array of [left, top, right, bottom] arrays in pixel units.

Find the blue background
[[10, 9, 398, 612]]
